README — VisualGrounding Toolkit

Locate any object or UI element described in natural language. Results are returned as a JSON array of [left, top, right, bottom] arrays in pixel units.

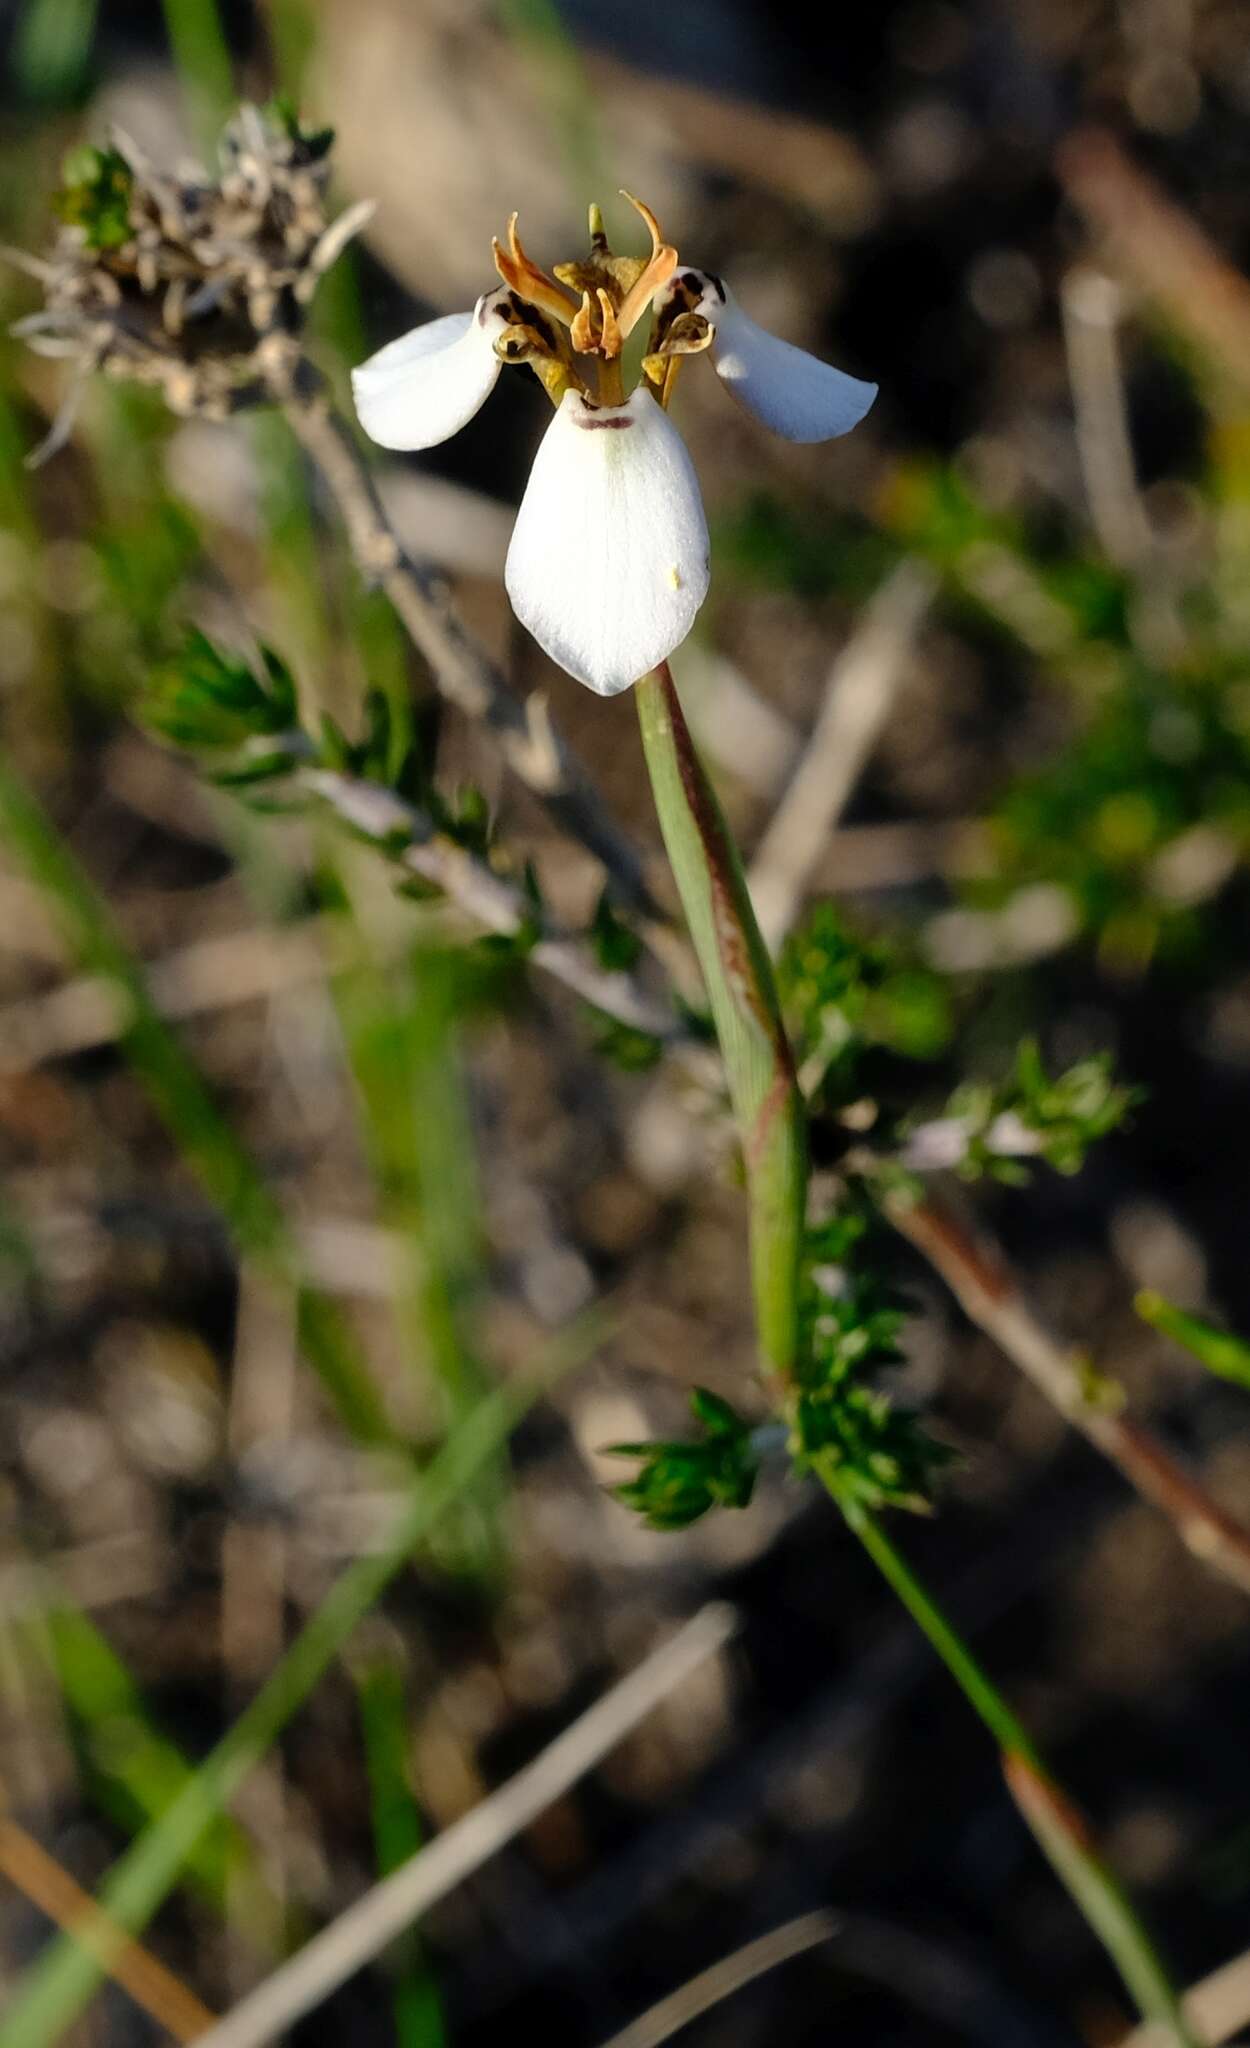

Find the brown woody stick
[[0, 1810, 215, 2041], [1057, 128, 1250, 398], [882, 1188, 1250, 1597]]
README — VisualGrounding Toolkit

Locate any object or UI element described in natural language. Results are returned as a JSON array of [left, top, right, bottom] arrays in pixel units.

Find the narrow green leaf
[[14, 0, 99, 102], [353, 1654, 447, 2048], [158, 0, 234, 152], [1136, 1290, 1250, 1390]]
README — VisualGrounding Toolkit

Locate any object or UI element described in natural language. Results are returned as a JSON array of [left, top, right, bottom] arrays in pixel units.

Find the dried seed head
[[10, 103, 369, 453]]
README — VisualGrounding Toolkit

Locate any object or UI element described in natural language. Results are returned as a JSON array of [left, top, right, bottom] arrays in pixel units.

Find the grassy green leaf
[[1136, 1291, 1250, 1390]]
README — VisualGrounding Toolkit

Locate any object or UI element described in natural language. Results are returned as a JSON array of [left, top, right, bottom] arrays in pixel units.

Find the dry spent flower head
[[10, 104, 373, 462], [353, 196, 877, 696]]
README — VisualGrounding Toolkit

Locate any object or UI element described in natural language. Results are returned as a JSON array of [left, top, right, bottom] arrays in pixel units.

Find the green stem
[[634, 658, 1192, 2047], [635, 661, 806, 1377], [834, 1482, 1196, 2047]]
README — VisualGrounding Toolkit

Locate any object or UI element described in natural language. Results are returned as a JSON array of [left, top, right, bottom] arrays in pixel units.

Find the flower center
[[491, 192, 679, 406]]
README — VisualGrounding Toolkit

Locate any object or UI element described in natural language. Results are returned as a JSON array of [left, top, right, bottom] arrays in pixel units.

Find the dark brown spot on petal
[[572, 410, 634, 429]]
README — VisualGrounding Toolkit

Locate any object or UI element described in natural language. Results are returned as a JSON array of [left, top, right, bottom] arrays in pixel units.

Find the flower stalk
[[635, 659, 1193, 2044], [831, 1484, 1197, 2045], [635, 659, 806, 1377]]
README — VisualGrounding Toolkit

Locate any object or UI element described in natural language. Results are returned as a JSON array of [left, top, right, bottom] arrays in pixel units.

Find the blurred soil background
[[2, 2, 1250, 2044]]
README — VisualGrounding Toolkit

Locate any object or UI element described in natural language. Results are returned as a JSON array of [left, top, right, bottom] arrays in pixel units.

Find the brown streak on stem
[[748, 1065, 795, 1175], [1002, 1751, 1097, 1856], [656, 663, 794, 1076]]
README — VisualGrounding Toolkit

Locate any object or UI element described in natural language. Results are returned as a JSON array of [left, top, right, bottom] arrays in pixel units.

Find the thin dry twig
[[0, 767, 684, 1069], [1120, 1946, 1250, 2048], [1060, 268, 1154, 572], [300, 766, 682, 1039], [882, 1188, 1250, 1597], [0, 922, 333, 1069], [596, 1910, 838, 2048], [187, 1603, 738, 2048], [0, 1809, 216, 2042], [748, 561, 936, 951], [1057, 127, 1250, 398]]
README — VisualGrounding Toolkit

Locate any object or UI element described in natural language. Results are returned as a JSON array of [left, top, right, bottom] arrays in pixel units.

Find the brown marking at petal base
[[572, 410, 634, 430]]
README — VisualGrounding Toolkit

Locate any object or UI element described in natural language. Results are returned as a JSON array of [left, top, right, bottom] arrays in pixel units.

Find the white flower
[[352, 200, 876, 695], [663, 270, 877, 443], [505, 388, 709, 697], [351, 289, 512, 450]]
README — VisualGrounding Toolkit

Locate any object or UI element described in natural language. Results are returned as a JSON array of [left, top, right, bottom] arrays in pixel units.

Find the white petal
[[505, 388, 710, 697], [351, 291, 507, 451], [709, 280, 877, 443]]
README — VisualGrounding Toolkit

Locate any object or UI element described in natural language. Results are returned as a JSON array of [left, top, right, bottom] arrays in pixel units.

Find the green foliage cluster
[[605, 1387, 761, 1530], [726, 460, 1250, 970], [791, 1203, 949, 1514], [611, 1205, 949, 1532], [55, 144, 134, 249], [778, 901, 952, 1106], [926, 1038, 1140, 1183], [888, 460, 1250, 964], [986, 659, 1250, 966], [145, 630, 299, 765], [141, 634, 585, 994]]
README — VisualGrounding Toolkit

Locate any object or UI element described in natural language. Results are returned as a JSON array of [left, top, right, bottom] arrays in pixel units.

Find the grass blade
[[352, 1651, 447, 2047], [1136, 1290, 1250, 1391], [0, 1349, 583, 2047]]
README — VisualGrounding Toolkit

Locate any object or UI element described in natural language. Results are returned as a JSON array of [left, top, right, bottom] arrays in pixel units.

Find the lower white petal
[[711, 282, 877, 444], [351, 292, 507, 451], [505, 388, 710, 697]]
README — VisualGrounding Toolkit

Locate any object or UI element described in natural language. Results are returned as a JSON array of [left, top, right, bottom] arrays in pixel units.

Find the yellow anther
[[596, 287, 622, 359], [570, 288, 598, 355]]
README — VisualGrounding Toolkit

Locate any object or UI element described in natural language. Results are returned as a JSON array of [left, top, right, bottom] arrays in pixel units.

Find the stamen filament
[[492, 213, 579, 328], [615, 190, 678, 339]]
